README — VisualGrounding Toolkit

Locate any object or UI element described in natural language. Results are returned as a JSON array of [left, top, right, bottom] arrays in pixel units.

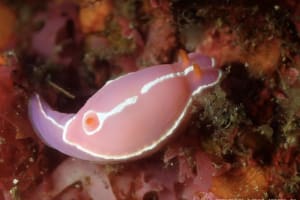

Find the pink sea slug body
[[28, 52, 221, 163]]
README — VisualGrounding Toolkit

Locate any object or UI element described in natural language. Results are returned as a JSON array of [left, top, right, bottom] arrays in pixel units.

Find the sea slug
[[28, 52, 221, 163]]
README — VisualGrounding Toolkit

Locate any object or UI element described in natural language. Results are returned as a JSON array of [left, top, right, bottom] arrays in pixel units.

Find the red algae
[[0, 62, 48, 198], [0, 3, 16, 51], [137, 0, 177, 66]]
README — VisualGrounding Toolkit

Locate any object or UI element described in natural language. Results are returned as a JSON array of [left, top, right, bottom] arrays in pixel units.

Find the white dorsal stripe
[[82, 66, 194, 135], [82, 96, 138, 135], [141, 66, 194, 94]]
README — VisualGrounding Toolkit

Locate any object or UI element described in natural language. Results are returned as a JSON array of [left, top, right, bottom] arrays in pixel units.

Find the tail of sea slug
[[28, 94, 75, 150], [28, 94, 108, 161]]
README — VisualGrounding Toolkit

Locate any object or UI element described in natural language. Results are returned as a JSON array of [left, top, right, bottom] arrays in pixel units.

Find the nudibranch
[[28, 52, 221, 163]]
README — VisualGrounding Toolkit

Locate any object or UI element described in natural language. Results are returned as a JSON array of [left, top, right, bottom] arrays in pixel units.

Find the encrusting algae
[[211, 166, 268, 198]]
